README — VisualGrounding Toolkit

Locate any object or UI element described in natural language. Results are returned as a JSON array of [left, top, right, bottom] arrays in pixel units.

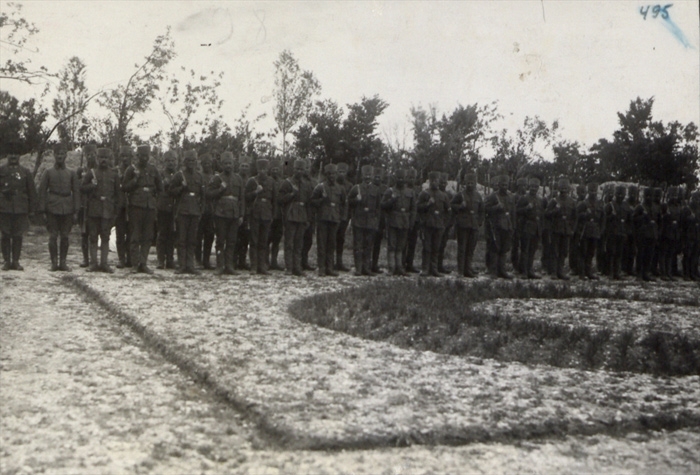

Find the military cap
[[576, 184, 586, 193], [269, 158, 281, 170], [256, 158, 269, 170], [324, 163, 337, 174], [361, 165, 374, 177], [293, 158, 308, 170], [440, 172, 449, 180], [163, 150, 177, 160], [406, 167, 417, 179], [586, 182, 598, 192], [137, 144, 150, 155], [239, 154, 252, 165], [614, 185, 626, 194], [428, 171, 441, 180], [464, 172, 477, 183], [516, 177, 528, 186], [394, 169, 407, 180], [221, 151, 234, 162], [183, 150, 197, 160], [529, 177, 541, 186], [336, 162, 349, 173], [373, 166, 385, 177], [643, 186, 654, 198], [495, 175, 509, 185], [54, 144, 67, 154], [84, 144, 97, 154], [119, 145, 134, 156], [96, 147, 112, 158], [558, 178, 570, 190], [628, 184, 638, 193], [199, 152, 212, 163]]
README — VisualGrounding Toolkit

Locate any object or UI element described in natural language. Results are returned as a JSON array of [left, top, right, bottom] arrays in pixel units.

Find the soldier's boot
[[497, 254, 513, 279], [214, 250, 224, 275], [386, 251, 395, 275], [353, 248, 363, 276], [11, 236, 23, 270], [270, 243, 281, 270], [100, 243, 114, 273], [224, 247, 238, 275], [202, 244, 213, 270], [140, 246, 154, 274], [335, 252, 350, 272], [175, 245, 187, 274], [156, 246, 166, 269], [48, 239, 59, 271], [394, 251, 406, 276], [87, 242, 100, 272], [463, 254, 476, 278], [58, 239, 71, 272], [1, 235, 11, 270], [80, 234, 89, 267]]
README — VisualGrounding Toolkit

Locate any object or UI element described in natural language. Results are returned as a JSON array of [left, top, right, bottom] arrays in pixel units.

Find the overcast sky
[[3, 1, 699, 154]]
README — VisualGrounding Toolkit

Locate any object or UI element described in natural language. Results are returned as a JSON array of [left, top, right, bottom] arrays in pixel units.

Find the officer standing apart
[[122, 144, 162, 274], [80, 148, 120, 273], [0, 154, 37, 270], [38, 146, 80, 271], [169, 150, 204, 275]]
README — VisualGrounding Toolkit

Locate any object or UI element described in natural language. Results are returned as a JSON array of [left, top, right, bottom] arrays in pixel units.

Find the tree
[[273, 50, 321, 156], [160, 67, 224, 150], [97, 28, 176, 149], [0, 90, 48, 156], [293, 98, 344, 169], [52, 56, 90, 149], [0, 2, 52, 86], [341, 95, 388, 176]]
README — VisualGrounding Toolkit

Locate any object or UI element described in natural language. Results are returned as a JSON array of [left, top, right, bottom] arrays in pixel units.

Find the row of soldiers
[[2, 145, 700, 282]]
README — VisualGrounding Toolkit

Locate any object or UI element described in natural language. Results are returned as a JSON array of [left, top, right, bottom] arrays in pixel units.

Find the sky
[[3, 1, 699, 156]]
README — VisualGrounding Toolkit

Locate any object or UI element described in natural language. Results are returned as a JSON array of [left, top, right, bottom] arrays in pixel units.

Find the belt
[[221, 196, 237, 200], [49, 190, 72, 197], [259, 198, 268, 202], [99, 196, 107, 201], [188, 192, 196, 196]]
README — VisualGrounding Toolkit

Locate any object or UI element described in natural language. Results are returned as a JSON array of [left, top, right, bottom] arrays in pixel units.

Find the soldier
[[633, 187, 659, 281], [246, 158, 276, 274], [516, 177, 544, 279], [623, 184, 640, 276], [658, 186, 681, 280], [576, 182, 605, 280], [451, 171, 484, 278], [650, 187, 664, 276], [115, 146, 133, 268], [569, 183, 587, 276], [484, 175, 516, 279], [207, 151, 245, 275], [122, 144, 162, 274], [311, 163, 345, 276], [334, 162, 352, 272], [278, 158, 313, 276], [546, 177, 577, 280], [403, 167, 421, 273], [267, 158, 285, 271], [680, 191, 700, 280], [511, 176, 528, 274], [371, 166, 388, 273], [78, 144, 97, 268], [169, 150, 204, 275], [380, 168, 415, 275], [604, 185, 631, 280], [348, 165, 380, 276], [540, 177, 555, 275], [156, 150, 177, 269], [301, 160, 317, 271], [417, 171, 450, 277], [436, 172, 454, 274], [195, 153, 216, 270], [80, 148, 120, 273], [0, 154, 37, 270], [38, 146, 80, 271], [234, 158, 251, 270]]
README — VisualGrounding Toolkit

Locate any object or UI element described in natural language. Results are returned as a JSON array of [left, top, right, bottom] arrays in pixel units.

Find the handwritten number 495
[[639, 4, 673, 20]]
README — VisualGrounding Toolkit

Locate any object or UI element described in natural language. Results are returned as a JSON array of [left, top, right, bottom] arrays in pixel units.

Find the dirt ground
[[1, 227, 700, 474]]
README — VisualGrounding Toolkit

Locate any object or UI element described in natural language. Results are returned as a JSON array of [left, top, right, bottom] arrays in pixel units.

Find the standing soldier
[[436, 172, 454, 274], [381, 168, 415, 276], [516, 177, 544, 279], [451, 171, 484, 278], [169, 150, 204, 275], [122, 144, 162, 274], [301, 160, 317, 271], [540, 177, 555, 275], [604, 185, 631, 280], [403, 167, 422, 273], [633, 187, 660, 281], [659, 186, 682, 281], [546, 177, 577, 280], [371, 166, 388, 273], [484, 175, 516, 279], [334, 162, 352, 272], [0, 154, 37, 270], [78, 144, 97, 268], [348, 165, 380, 276], [417, 171, 450, 277], [623, 185, 639, 277], [267, 158, 285, 271], [511, 177, 528, 274], [80, 148, 120, 273], [570, 183, 587, 276], [278, 158, 313, 276], [207, 151, 245, 275], [38, 146, 80, 271], [195, 153, 215, 270], [115, 146, 133, 268], [680, 191, 700, 280], [576, 182, 605, 280], [246, 158, 276, 274], [311, 163, 345, 276], [650, 187, 664, 276], [235, 157, 252, 270], [156, 150, 177, 270]]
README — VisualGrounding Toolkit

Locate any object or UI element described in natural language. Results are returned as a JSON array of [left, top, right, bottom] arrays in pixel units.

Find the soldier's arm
[[477, 195, 485, 226], [450, 192, 465, 212], [380, 188, 396, 210], [277, 180, 295, 205], [205, 175, 223, 199], [515, 195, 531, 215], [71, 171, 81, 213], [237, 177, 246, 218], [168, 171, 185, 196], [309, 183, 326, 208], [25, 168, 38, 214], [154, 168, 164, 194], [37, 170, 49, 212], [416, 190, 431, 213], [80, 170, 97, 194]]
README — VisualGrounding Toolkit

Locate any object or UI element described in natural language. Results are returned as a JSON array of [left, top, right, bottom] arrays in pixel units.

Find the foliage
[[0, 90, 48, 156], [97, 28, 176, 149], [51, 56, 90, 149], [273, 50, 321, 156], [0, 2, 52, 87]]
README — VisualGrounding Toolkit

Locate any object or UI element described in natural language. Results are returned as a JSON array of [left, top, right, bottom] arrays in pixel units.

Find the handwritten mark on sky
[[662, 16, 694, 49], [177, 8, 234, 46]]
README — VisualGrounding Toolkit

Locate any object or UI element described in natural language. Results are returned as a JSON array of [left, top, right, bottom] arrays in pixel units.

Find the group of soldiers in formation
[[2, 143, 700, 283]]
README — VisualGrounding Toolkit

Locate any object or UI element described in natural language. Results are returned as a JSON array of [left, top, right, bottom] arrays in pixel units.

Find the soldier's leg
[[372, 219, 385, 273], [526, 234, 539, 278], [496, 230, 513, 279], [455, 227, 466, 276], [405, 224, 419, 273], [293, 223, 306, 275], [396, 228, 409, 275], [335, 219, 349, 271], [213, 217, 225, 273], [386, 227, 398, 275], [186, 215, 200, 274], [156, 210, 168, 268], [269, 218, 284, 270], [194, 215, 204, 266], [511, 229, 520, 273], [202, 214, 215, 269], [257, 219, 271, 273], [518, 233, 530, 276], [86, 217, 100, 271], [1, 216, 11, 269], [430, 228, 443, 277], [437, 224, 451, 273], [352, 226, 363, 276], [362, 229, 375, 275], [283, 221, 295, 274], [57, 214, 73, 271], [316, 221, 329, 276], [10, 222, 25, 270], [139, 208, 156, 273], [235, 221, 249, 269], [325, 222, 338, 275], [128, 207, 143, 270], [248, 217, 260, 273], [465, 228, 479, 277], [302, 221, 315, 270], [46, 213, 59, 271], [98, 218, 114, 273]]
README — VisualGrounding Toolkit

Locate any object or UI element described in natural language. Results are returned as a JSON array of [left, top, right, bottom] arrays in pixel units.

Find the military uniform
[[267, 159, 285, 270], [38, 148, 81, 271], [80, 148, 120, 272], [516, 178, 544, 279], [403, 168, 422, 273], [278, 159, 313, 275], [681, 192, 700, 280], [195, 154, 215, 269], [381, 169, 416, 275], [156, 151, 177, 269], [546, 178, 577, 280], [371, 167, 388, 273], [450, 173, 484, 277], [78, 144, 97, 268], [334, 162, 352, 272], [511, 177, 528, 274], [633, 187, 659, 281], [622, 186, 639, 276], [122, 145, 163, 273], [576, 183, 605, 280], [436, 172, 454, 274], [301, 167, 318, 271], [659, 187, 682, 280], [569, 184, 587, 276], [246, 159, 277, 274], [115, 146, 133, 268], [234, 161, 251, 270], [170, 150, 204, 275], [311, 164, 345, 276], [348, 165, 381, 276], [0, 155, 37, 270], [207, 151, 245, 275], [604, 186, 632, 280], [417, 171, 450, 277], [484, 176, 515, 279]]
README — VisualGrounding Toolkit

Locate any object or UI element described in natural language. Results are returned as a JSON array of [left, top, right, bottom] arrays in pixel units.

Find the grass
[[289, 279, 700, 376]]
